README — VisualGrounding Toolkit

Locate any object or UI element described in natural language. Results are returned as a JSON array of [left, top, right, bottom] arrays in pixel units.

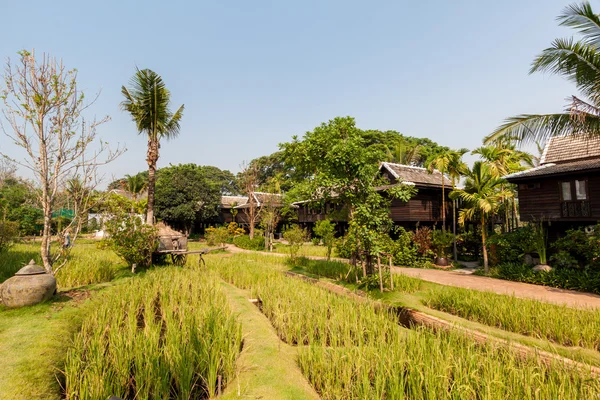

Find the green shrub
[[233, 234, 265, 251], [205, 226, 230, 246], [551, 225, 600, 270], [283, 225, 307, 262], [431, 229, 454, 259], [0, 221, 18, 253], [487, 225, 535, 266], [334, 234, 352, 259], [479, 262, 600, 295], [102, 214, 157, 268], [313, 219, 336, 260]]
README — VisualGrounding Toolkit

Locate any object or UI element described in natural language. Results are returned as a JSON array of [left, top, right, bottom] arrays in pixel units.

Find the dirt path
[[395, 267, 600, 309], [219, 282, 319, 400], [226, 245, 600, 309]]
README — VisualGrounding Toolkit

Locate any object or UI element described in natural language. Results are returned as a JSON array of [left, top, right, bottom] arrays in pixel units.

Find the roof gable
[[541, 135, 600, 164], [379, 162, 447, 187]]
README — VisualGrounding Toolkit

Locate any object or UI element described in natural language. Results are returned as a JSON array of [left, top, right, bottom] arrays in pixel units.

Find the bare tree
[[239, 162, 260, 239], [259, 192, 282, 251], [0, 50, 123, 273]]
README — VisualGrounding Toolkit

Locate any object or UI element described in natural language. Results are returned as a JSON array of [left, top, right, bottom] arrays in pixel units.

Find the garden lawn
[[0, 291, 91, 399]]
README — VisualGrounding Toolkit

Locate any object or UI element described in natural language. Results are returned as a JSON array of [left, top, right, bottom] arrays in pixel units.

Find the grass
[[220, 281, 319, 400], [0, 293, 91, 399], [211, 253, 600, 399], [424, 286, 600, 351], [0, 242, 127, 288], [273, 243, 329, 258], [64, 267, 242, 399]]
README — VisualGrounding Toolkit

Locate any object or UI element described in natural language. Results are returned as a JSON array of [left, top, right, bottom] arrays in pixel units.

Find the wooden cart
[[155, 223, 225, 266]]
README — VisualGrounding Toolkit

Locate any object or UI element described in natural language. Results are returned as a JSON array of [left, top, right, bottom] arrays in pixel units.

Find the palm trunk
[[452, 198, 457, 261], [481, 214, 488, 274], [146, 139, 158, 225], [441, 176, 446, 231]]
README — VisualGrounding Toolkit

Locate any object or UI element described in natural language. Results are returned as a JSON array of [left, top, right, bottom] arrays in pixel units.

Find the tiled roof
[[380, 162, 448, 188], [505, 158, 600, 181], [541, 135, 600, 164], [220, 195, 248, 208]]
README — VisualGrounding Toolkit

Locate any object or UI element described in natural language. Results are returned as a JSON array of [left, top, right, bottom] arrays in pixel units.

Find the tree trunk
[[41, 199, 53, 273], [441, 176, 446, 231], [481, 214, 489, 274], [452, 199, 457, 261], [146, 139, 158, 225]]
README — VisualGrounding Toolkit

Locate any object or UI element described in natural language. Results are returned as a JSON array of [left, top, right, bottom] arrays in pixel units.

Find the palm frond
[[530, 37, 600, 103], [484, 113, 586, 144], [558, 2, 600, 48]]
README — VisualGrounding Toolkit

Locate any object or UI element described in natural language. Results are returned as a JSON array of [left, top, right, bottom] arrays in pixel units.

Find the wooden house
[[295, 162, 452, 231], [218, 193, 290, 232], [505, 135, 600, 238]]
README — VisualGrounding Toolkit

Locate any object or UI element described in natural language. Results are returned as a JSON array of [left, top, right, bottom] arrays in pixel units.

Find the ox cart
[[155, 223, 224, 267]]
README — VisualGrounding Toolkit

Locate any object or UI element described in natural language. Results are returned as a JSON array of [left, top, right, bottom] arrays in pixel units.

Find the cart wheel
[[172, 254, 187, 266], [198, 254, 206, 268]]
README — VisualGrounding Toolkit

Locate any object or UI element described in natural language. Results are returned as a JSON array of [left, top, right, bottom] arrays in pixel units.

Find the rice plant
[[424, 286, 600, 350], [64, 268, 242, 399]]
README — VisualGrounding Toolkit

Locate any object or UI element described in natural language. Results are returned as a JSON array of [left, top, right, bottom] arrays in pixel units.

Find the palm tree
[[446, 149, 469, 260], [425, 151, 452, 231], [124, 174, 147, 203], [385, 140, 421, 165], [486, 2, 600, 144], [121, 69, 184, 225], [452, 162, 511, 273]]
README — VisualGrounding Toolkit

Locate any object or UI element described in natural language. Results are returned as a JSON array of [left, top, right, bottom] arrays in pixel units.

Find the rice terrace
[[3, 1, 600, 399]]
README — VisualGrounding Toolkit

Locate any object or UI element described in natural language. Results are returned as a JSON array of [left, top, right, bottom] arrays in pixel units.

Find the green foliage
[[480, 262, 600, 295], [102, 214, 157, 268], [431, 229, 454, 258], [205, 226, 230, 246], [154, 163, 220, 232], [64, 268, 242, 399], [313, 219, 336, 260], [0, 221, 18, 253], [0, 177, 42, 235], [551, 225, 600, 269], [199, 165, 239, 194], [283, 225, 307, 262], [531, 220, 548, 264], [487, 225, 536, 266], [233, 234, 265, 251]]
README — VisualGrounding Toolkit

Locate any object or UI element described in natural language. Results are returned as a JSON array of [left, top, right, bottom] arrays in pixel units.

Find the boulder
[[533, 264, 553, 273]]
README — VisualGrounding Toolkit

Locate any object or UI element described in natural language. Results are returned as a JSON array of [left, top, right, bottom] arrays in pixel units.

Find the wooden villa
[[505, 135, 600, 238], [295, 162, 452, 232], [218, 192, 290, 230]]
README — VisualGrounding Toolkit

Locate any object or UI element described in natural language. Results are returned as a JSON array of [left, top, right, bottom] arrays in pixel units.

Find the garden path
[[394, 267, 600, 309], [226, 244, 600, 309]]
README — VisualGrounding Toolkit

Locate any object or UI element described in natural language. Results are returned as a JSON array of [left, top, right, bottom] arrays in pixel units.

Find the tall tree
[[1, 50, 121, 273], [154, 164, 220, 233], [451, 162, 511, 273], [425, 151, 452, 231], [446, 149, 469, 260], [486, 2, 600, 143], [238, 162, 260, 239], [121, 68, 184, 225]]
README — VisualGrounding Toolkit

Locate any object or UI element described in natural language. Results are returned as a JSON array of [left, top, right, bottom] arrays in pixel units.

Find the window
[[561, 182, 572, 201], [575, 180, 588, 200]]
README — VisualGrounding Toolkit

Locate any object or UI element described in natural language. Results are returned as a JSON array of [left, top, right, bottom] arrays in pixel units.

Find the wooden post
[[217, 375, 222, 396], [377, 255, 383, 292], [388, 255, 394, 291]]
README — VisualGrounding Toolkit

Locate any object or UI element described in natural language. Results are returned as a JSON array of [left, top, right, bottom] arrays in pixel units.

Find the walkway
[[225, 245, 600, 309], [395, 267, 600, 309]]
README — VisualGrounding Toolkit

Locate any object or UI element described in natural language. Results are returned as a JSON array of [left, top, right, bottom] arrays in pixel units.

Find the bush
[[283, 225, 307, 262], [431, 230, 454, 259], [102, 214, 157, 268], [205, 226, 230, 246], [479, 262, 600, 295], [313, 219, 336, 260], [381, 228, 417, 267], [0, 221, 19, 253], [233, 234, 265, 251], [334, 234, 352, 259], [487, 225, 536, 266], [551, 225, 600, 270], [413, 226, 433, 259]]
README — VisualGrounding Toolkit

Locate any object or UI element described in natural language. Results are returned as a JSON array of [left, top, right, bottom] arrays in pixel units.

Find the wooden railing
[[561, 200, 591, 218]]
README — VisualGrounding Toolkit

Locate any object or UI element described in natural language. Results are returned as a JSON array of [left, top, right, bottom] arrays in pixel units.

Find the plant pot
[[436, 257, 449, 267]]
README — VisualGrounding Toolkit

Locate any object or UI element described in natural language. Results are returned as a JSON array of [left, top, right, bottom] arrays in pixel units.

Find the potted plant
[[432, 229, 454, 267]]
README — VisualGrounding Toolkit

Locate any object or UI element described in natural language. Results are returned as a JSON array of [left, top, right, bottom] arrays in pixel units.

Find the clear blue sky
[[0, 0, 578, 183]]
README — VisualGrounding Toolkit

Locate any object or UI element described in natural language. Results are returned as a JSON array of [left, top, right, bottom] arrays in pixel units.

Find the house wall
[[516, 173, 600, 222]]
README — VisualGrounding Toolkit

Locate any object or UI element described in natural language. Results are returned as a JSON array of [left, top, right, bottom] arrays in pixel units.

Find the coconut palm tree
[[425, 151, 452, 231], [452, 162, 511, 273], [124, 174, 147, 203], [121, 69, 184, 225], [446, 149, 469, 260], [486, 2, 600, 144]]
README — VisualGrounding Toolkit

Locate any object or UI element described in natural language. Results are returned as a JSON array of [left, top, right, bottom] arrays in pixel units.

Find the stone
[[0, 260, 56, 308], [533, 264, 553, 273], [524, 254, 534, 266]]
